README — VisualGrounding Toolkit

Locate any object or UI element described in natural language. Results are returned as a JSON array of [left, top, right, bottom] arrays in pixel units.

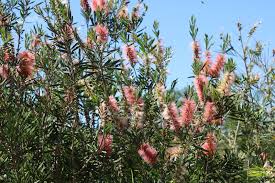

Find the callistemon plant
[[0, 0, 274, 182]]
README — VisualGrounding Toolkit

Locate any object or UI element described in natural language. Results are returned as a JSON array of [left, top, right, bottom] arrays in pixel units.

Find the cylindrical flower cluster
[[138, 143, 158, 164]]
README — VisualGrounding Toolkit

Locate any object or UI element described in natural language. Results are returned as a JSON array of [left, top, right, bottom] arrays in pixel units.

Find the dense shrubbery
[[0, 0, 274, 182]]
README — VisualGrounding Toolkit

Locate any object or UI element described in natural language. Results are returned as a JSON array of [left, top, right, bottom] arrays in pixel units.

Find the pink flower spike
[[209, 54, 225, 77], [194, 75, 208, 103], [108, 95, 119, 112], [168, 102, 182, 131], [95, 24, 108, 43], [123, 86, 136, 106], [138, 143, 158, 165], [203, 101, 216, 123], [0, 64, 9, 79], [18, 51, 35, 78], [123, 45, 137, 64], [98, 133, 113, 156], [191, 41, 200, 61], [180, 99, 196, 126], [131, 3, 141, 19], [91, 0, 108, 12], [203, 50, 212, 75], [201, 133, 217, 156], [137, 97, 144, 110], [118, 6, 128, 19], [81, 0, 90, 12]]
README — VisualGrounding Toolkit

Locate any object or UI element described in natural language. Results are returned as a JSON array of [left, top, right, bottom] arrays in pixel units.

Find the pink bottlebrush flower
[[209, 54, 225, 77], [123, 45, 137, 64], [165, 145, 182, 160], [201, 133, 217, 156], [17, 51, 35, 78], [194, 125, 203, 134], [123, 86, 136, 105], [156, 39, 164, 55], [118, 6, 128, 19], [162, 105, 170, 121], [168, 102, 182, 131], [0, 64, 9, 79], [203, 50, 212, 75], [191, 41, 200, 61], [95, 24, 108, 43], [203, 101, 217, 123], [31, 35, 41, 48], [194, 75, 208, 103], [217, 72, 235, 96], [180, 99, 196, 126], [138, 143, 158, 165], [155, 83, 166, 104], [81, 0, 90, 12], [98, 133, 113, 156], [99, 101, 107, 127], [135, 111, 144, 129], [131, 3, 141, 19], [64, 23, 74, 39], [137, 97, 144, 109], [108, 95, 119, 112], [86, 37, 94, 48], [4, 50, 14, 62], [260, 152, 268, 162], [4, 51, 10, 62], [91, 0, 107, 12]]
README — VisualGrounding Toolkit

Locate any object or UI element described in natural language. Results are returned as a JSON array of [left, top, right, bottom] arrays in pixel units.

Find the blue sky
[[70, 0, 275, 88]]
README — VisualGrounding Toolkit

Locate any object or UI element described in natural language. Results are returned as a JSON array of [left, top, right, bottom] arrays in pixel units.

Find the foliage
[[0, 0, 274, 182]]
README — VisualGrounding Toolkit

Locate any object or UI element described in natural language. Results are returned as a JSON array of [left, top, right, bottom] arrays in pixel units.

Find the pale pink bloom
[[31, 35, 41, 48], [217, 72, 235, 96], [4, 50, 13, 62], [203, 101, 217, 123], [64, 23, 74, 39], [204, 50, 211, 59], [86, 37, 94, 48], [123, 86, 136, 105], [81, 0, 90, 12], [123, 45, 137, 64], [99, 101, 107, 127], [168, 102, 182, 131], [194, 75, 208, 103], [91, 0, 107, 12], [191, 41, 200, 61], [201, 133, 217, 156], [155, 83, 166, 104], [165, 145, 182, 160], [260, 152, 268, 162], [137, 98, 144, 110], [118, 6, 128, 19], [17, 51, 35, 78], [209, 54, 225, 77], [180, 99, 196, 126], [108, 95, 119, 112], [203, 50, 212, 75], [0, 64, 9, 79], [138, 143, 158, 164], [95, 24, 108, 43], [162, 105, 170, 121], [156, 39, 164, 55], [135, 111, 144, 129], [98, 133, 113, 156], [131, 3, 141, 19]]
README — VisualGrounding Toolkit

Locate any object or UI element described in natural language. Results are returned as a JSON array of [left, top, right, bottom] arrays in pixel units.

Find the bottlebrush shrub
[[0, 0, 274, 182]]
